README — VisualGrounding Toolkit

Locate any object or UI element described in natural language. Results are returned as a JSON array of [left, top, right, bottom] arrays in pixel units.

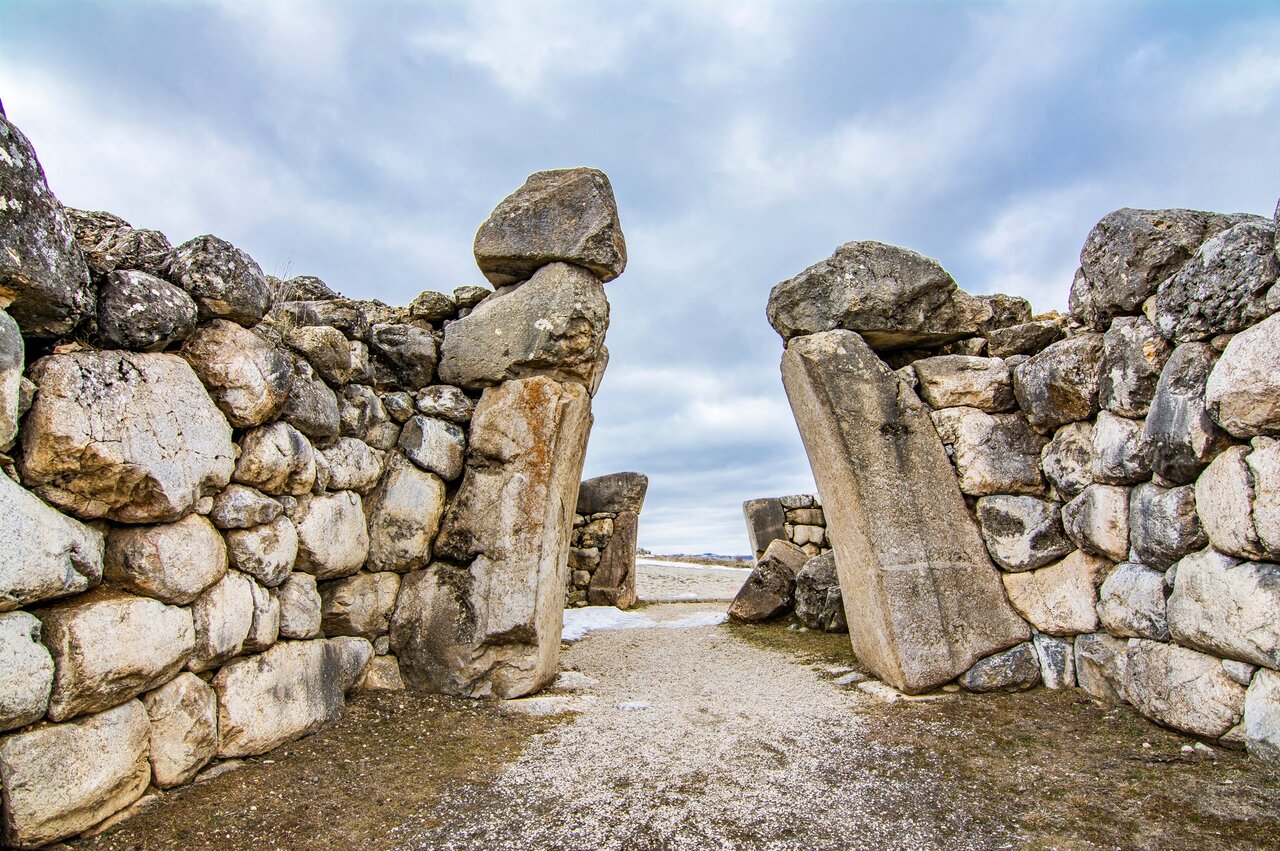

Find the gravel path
[[634, 559, 750, 602]]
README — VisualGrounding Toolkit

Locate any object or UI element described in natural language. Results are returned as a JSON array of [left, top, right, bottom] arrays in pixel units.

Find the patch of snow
[[562, 606, 728, 642], [637, 558, 752, 574]]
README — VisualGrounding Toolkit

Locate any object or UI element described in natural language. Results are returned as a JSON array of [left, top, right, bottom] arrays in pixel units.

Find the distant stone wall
[[771, 201, 1280, 766], [742, 494, 831, 559], [0, 106, 623, 846], [566, 472, 647, 609]]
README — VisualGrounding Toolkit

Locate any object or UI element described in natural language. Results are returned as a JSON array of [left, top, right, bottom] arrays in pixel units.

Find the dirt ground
[[71, 600, 1280, 851]]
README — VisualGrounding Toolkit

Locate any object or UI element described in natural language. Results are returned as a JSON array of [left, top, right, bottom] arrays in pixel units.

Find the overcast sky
[[3, 1, 1279, 554]]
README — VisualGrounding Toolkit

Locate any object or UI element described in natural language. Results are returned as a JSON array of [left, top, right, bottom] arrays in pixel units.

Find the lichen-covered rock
[[408, 289, 455, 323], [728, 539, 808, 623], [140, 672, 216, 788], [209, 484, 282, 530], [766, 241, 991, 349], [0, 471, 103, 611], [1075, 632, 1129, 703], [0, 700, 150, 848], [182, 320, 293, 428], [234, 421, 317, 496], [187, 571, 254, 673], [19, 351, 234, 522], [1205, 311, 1280, 438], [1152, 218, 1279, 343], [284, 325, 353, 386], [104, 514, 227, 605], [1128, 482, 1205, 570], [1123, 639, 1246, 738], [64, 208, 171, 278], [224, 516, 297, 587], [1033, 633, 1076, 689], [398, 415, 465, 481], [164, 234, 271, 326], [280, 358, 341, 443], [1062, 483, 1130, 562], [1012, 334, 1104, 432], [40, 588, 195, 721], [473, 167, 626, 286], [277, 572, 321, 639], [319, 437, 386, 493], [1040, 421, 1095, 499], [974, 495, 1073, 572], [1090, 411, 1151, 485], [0, 112, 94, 337], [1244, 669, 1280, 766], [1002, 550, 1111, 636], [290, 491, 370, 580], [0, 611, 53, 732], [1097, 562, 1169, 640], [320, 571, 401, 639], [439, 262, 609, 390], [1141, 342, 1231, 485], [415, 384, 475, 423], [959, 643, 1040, 693], [1099, 316, 1171, 418], [368, 323, 439, 389], [97, 270, 199, 351], [931, 407, 1045, 496], [1167, 548, 1280, 670], [0, 308, 20, 448], [912, 355, 1014, 412], [985, 319, 1065, 359]]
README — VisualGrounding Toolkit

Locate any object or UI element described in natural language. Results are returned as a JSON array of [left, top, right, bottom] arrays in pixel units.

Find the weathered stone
[[1195, 447, 1267, 559], [793, 524, 826, 547], [1075, 632, 1129, 703], [415, 385, 475, 423], [932, 407, 1045, 496], [320, 571, 401, 639], [41, 588, 195, 721], [0, 471, 103, 611], [1222, 659, 1258, 687], [141, 672, 216, 788], [339, 384, 388, 441], [0, 308, 19, 449], [399, 376, 591, 698], [1128, 482, 1205, 569], [209, 484, 281, 530], [0, 612, 53, 732], [1248, 437, 1280, 554], [787, 507, 825, 526], [234, 422, 316, 497], [1090, 411, 1151, 485], [793, 553, 847, 633], [1097, 562, 1169, 640], [727, 539, 806, 622], [19, 351, 234, 522], [213, 637, 371, 757], [1062, 484, 1130, 562], [224, 516, 297, 588], [1205, 311, 1280, 438], [912, 355, 1014, 412], [363, 454, 446, 573], [767, 241, 992, 349], [1012, 334, 1104, 432], [355, 656, 406, 693], [96, 269, 199, 352], [1152, 219, 1279, 343], [1040, 421, 1095, 499], [1033, 633, 1075, 689], [1167, 548, 1280, 669], [577, 471, 649, 515], [187, 571, 254, 673], [408, 289, 455, 323], [382, 391, 416, 423], [1099, 316, 1171, 418], [0, 112, 94, 337], [1123, 639, 1246, 738], [1143, 343, 1234, 484], [1002, 551, 1110, 636], [985, 320, 1065, 359], [742, 497, 787, 560], [588, 510, 639, 609], [959, 643, 1040, 693], [368, 323, 439, 389], [64, 208, 170, 278], [290, 491, 370, 580], [399, 416, 465, 481], [182, 320, 293, 428], [780, 330, 1028, 693], [277, 572, 321, 640], [164, 234, 271, 326], [1244, 669, 1280, 765], [280, 358, 340, 443], [439, 262, 609, 390], [243, 579, 280, 653], [473, 167, 626, 286], [0, 700, 150, 847], [974, 495, 1073, 572], [319, 437, 386, 493], [577, 517, 614, 550], [104, 514, 227, 605], [453, 285, 489, 310], [284, 325, 352, 386]]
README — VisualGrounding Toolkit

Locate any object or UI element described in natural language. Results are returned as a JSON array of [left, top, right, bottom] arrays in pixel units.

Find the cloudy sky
[[3, 1, 1279, 554]]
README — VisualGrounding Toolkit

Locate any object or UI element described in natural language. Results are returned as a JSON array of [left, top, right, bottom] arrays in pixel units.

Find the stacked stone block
[[733, 495, 844, 631], [742, 493, 831, 559], [566, 472, 648, 609]]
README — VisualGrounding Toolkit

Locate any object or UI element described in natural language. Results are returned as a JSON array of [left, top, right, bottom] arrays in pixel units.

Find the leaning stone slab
[[959, 643, 1040, 693], [742, 497, 787, 560], [1141, 341, 1232, 484], [727, 539, 808, 623], [780, 329, 1028, 693], [974, 495, 1073, 573], [1002, 551, 1110, 636], [588, 509, 639, 609], [0, 611, 54, 732], [141, 672, 217, 788], [19, 351, 235, 523], [577, 471, 649, 515], [0, 700, 150, 847], [1245, 669, 1280, 766], [104, 514, 227, 605], [1205, 310, 1280, 438], [1124, 639, 1246, 739], [0, 471, 103, 612], [1167, 548, 1280, 670]]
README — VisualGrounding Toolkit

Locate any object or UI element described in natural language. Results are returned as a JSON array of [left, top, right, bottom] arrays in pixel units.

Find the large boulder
[[587, 509, 639, 609], [0, 112, 94, 337], [1001, 550, 1111, 636], [104, 514, 227, 605], [974, 495, 1073, 572], [233, 421, 317, 496], [398, 416, 465, 482], [363, 454, 446, 572], [182, 320, 294, 428], [289, 491, 370, 580], [1123, 639, 1246, 738], [0, 471, 103, 611], [164, 234, 271, 326], [96, 269, 199, 352], [64, 208, 170, 278], [912, 355, 1014, 412], [1205, 311, 1280, 438], [398, 376, 591, 698], [1128, 482, 1205, 569], [1062, 484, 1130, 562], [213, 637, 371, 757], [793, 552, 847, 632], [186, 571, 254, 673], [727, 539, 808, 622], [0, 611, 54, 732], [1141, 342, 1231, 485], [40, 588, 195, 721], [1099, 316, 1171, 418], [19, 351, 235, 522], [577, 471, 649, 515], [224, 516, 297, 587], [742, 497, 787, 560], [1011, 334, 1104, 432], [1096, 562, 1169, 640], [473, 167, 627, 286], [1040, 421, 1095, 499], [320, 571, 401, 639], [780, 329, 1028, 693], [931, 407, 1045, 496], [0, 700, 150, 847], [766, 241, 991, 349], [140, 672, 217, 788], [1167, 548, 1280, 670], [438, 262, 609, 390]]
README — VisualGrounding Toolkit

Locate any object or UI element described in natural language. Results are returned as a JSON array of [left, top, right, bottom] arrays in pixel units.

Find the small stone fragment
[[959, 643, 1040, 693]]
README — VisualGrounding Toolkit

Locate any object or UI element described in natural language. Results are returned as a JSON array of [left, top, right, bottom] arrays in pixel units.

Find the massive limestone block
[[399, 375, 592, 699], [1152, 218, 1279, 343], [931, 407, 1045, 496], [19, 351, 235, 522], [213, 637, 371, 758], [1123, 639, 1246, 738], [224, 516, 297, 587], [1040, 421, 1095, 499], [0, 111, 94, 337], [473, 167, 627, 286], [398, 416, 465, 481], [363, 454, 447, 573], [780, 329, 1029, 693], [40, 588, 195, 721], [187, 571, 254, 673], [182, 320, 293, 428], [1097, 562, 1169, 640], [320, 571, 401, 639], [1062, 484, 1130, 562], [439, 262, 609, 390], [1167, 548, 1280, 670], [793, 552, 848, 632], [587, 509, 640, 609], [1002, 551, 1110, 636], [1075, 632, 1129, 703], [319, 437, 386, 493], [289, 491, 370, 579], [277, 572, 322, 639], [0, 700, 150, 847], [1205, 311, 1280, 438], [959, 643, 1041, 693], [234, 421, 317, 496], [985, 319, 1064, 359], [0, 472, 103, 612], [1099, 316, 1171, 418], [0, 308, 20, 448], [743, 497, 787, 560], [727, 539, 807, 623], [97, 269, 199, 352], [64, 208, 170, 278], [974, 495, 1073, 572], [104, 514, 227, 605], [1128, 482, 1205, 569], [164, 234, 271, 326], [577, 471, 649, 515], [140, 672, 216, 788], [280, 358, 341, 443], [912, 355, 1014, 412], [1090, 411, 1150, 485], [1245, 669, 1280, 766], [1141, 342, 1231, 485], [767, 241, 991, 349], [0, 612, 54, 732], [1012, 334, 1104, 433]]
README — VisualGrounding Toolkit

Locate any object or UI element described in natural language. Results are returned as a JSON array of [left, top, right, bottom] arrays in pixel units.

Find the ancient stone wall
[[770, 202, 1280, 765], [565, 472, 647, 609], [0, 107, 622, 846], [742, 493, 831, 559]]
